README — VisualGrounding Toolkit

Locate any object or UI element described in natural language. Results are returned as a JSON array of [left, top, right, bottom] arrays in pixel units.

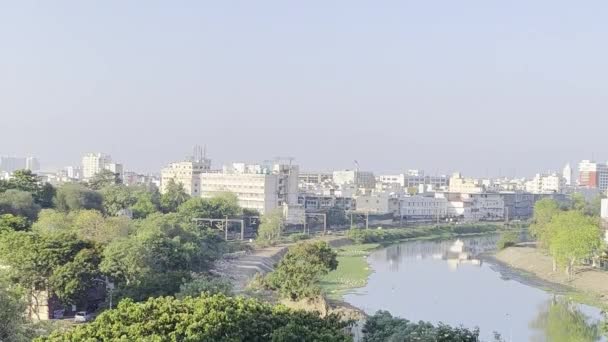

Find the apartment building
[[448, 173, 484, 194], [199, 163, 299, 214], [524, 173, 565, 194], [399, 196, 448, 221], [578, 160, 608, 191], [160, 159, 211, 196]]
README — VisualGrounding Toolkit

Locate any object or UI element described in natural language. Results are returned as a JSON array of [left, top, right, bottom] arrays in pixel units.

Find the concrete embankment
[[495, 246, 608, 306]]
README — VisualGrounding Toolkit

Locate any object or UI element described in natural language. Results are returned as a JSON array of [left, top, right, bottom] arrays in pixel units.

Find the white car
[[74, 311, 92, 323]]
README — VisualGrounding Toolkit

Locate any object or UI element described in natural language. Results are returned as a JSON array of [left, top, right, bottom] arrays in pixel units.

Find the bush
[[289, 233, 311, 242], [347, 224, 503, 244], [266, 241, 338, 300], [497, 231, 519, 250]]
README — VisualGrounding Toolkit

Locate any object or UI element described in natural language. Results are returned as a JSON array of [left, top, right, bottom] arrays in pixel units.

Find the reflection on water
[[345, 235, 606, 342], [530, 297, 602, 342]]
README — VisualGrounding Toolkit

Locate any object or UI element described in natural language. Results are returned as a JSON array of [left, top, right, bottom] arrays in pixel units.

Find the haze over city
[[2, 1, 608, 176]]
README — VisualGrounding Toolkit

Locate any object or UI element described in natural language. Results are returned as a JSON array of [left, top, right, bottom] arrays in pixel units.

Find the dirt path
[[495, 246, 608, 305], [212, 236, 352, 292]]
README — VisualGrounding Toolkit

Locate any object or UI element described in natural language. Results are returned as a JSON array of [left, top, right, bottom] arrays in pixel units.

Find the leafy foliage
[[100, 213, 225, 301], [0, 230, 101, 305], [363, 311, 481, 342], [496, 231, 519, 250], [0, 213, 29, 232], [0, 189, 41, 222], [0, 280, 29, 342], [160, 179, 190, 213], [529, 199, 561, 249], [87, 169, 122, 190], [53, 183, 103, 213], [548, 211, 602, 277], [347, 224, 502, 244], [266, 241, 338, 300], [257, 209, 284, 243], [176, 274, 233, 298], [38, 294, 352, 342]]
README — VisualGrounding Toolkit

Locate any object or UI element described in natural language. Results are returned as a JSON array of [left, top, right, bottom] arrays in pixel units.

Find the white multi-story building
[[0, 156, 39, 173], [82, 153, 113, 180], [199, 162, 299, 214], [399, 196, 448, 220], [524, 173, 564, 194], [562, 163, 572, 186], [25, 157, 40, 172], [355, 193, 400, 215], [160, 159, 211, 196]]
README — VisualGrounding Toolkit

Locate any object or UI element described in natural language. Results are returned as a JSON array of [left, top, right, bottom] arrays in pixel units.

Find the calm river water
[[344, 235, 605, 342]]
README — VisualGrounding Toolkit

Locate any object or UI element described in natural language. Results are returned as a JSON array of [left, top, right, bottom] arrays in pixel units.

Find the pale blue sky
[[1, 1, 607, 176]]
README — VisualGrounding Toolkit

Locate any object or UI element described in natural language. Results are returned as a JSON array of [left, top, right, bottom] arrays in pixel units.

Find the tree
[[100, 184, 136, 216], [0, 280, 29, 342], [38, 294, 351, 342], [266, 241, 338, 300], [54, 183, 103, 213], [0, 214, 29, 232], [5, 170, 55, 208], [87, 169, 121, 190], [363, 311, 480, 342], [100, 213, 225, 301], [160, 179, 190, 213], [0, 189, 41, 222], [257, 209, 284, 243], [130, 187, 160, 219], [0, 230, 101, 307], [548, 211, 602, 278], [530, 199, 560, 249]]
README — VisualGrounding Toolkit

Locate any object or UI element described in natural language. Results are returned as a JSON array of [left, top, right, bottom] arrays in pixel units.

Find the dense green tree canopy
[[0, 280, 29, 342], [38, 294, 351, 342], [0, 189, 41, 222], [160, 179, 190, 213], [548, 211, 602, 277], [0, 213, 29, 232], [100, 213, 225, 301], [363, 311, 481, 342], [0, 230, 101, 306], [266, 241, 338, 300], [87, 170, 122, 190], [53, 183, 104, 213]]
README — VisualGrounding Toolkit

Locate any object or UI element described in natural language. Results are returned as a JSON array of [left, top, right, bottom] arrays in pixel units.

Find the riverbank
[[320, 244, 379, 300], [495, 246, 608, 308]]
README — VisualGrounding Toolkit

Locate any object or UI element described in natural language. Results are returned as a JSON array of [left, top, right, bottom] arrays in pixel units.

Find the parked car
[[74, 311, 92, 323]]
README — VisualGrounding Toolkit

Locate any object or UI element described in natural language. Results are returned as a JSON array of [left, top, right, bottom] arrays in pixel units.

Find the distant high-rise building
[[26, 157, 40, 172], [0, 156, 38, 173], [578, 160, 608, 191], [82, 153, 113, 180], [562, 163, 572, 186]]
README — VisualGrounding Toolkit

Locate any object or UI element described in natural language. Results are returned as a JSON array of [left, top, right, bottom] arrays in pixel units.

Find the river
[[344, 235, 606, 341]]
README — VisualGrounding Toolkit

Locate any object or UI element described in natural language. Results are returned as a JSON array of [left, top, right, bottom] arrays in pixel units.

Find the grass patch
[[320, 243, 379, 300]]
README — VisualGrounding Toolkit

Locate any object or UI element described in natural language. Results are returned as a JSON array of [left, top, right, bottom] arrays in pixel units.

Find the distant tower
[[562, 163, 572, 186]]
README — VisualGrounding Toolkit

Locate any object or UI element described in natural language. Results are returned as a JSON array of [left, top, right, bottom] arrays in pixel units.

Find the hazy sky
[[1, 1, 607, 176]]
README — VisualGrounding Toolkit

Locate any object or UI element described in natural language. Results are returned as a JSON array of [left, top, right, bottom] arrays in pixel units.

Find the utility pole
[[240, 219, 245, 240], [225, 216, 229, 240], [323, 213, 327, 235], [350, 212, 354, 229], [366, 211, 369, 229]]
